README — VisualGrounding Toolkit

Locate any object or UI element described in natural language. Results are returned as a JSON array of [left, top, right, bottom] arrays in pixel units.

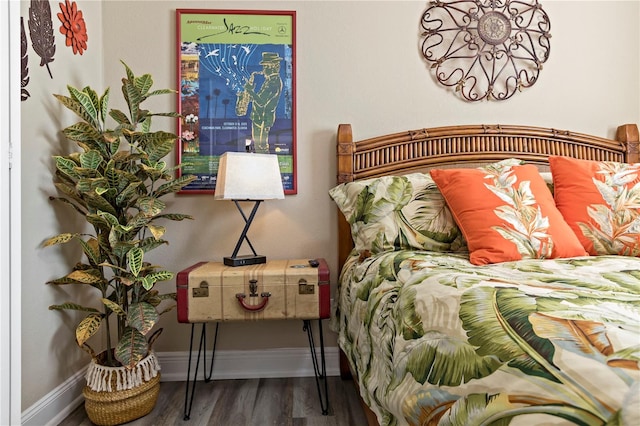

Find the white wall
[[21, 0, 640, 416]]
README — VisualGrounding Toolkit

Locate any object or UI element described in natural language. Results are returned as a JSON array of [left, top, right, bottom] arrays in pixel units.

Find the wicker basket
[[82, 352, 161, 426]]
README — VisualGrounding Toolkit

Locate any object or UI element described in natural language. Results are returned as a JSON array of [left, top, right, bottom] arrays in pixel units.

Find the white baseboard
[[21, 367, 87, 426], [22, 347, 340, 426], [159, 346, 340, 381]]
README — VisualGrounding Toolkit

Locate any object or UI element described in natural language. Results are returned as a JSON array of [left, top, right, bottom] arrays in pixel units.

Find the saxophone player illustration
[[235, 52, 283, 153]]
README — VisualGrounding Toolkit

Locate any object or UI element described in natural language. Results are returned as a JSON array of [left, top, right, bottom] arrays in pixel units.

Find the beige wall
[[21, 0, 640, 413], [20, 0, 104, 411]]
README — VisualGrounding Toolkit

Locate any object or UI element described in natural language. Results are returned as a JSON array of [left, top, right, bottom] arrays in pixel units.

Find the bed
[[330, 123, 640, 426]]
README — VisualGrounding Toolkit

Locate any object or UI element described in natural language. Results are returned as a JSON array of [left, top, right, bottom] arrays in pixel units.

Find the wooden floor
[[58, 376, 370, 425]]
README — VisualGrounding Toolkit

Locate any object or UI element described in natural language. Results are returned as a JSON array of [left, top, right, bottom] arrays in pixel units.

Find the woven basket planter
[[82, 351, 161, 426]]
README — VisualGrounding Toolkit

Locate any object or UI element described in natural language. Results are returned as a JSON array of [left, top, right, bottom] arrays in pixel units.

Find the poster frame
[[175, 9, 297, 194]]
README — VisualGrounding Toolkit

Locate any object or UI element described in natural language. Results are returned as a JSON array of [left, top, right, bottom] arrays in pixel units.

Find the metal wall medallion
[[420, 1, 551, 101]]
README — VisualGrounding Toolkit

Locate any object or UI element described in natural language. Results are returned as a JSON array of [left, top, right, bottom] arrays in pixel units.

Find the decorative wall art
[[21, 1, 88, 101], [176, 9, 297, 194], [28, 0, 56, 79], [57, 0, 88, 55], [21, 17, 30, 101], [420, 0, 551, 101]]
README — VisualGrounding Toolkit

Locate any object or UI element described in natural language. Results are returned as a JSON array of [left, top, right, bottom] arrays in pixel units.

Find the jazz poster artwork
[[176, 10, 296, 194]]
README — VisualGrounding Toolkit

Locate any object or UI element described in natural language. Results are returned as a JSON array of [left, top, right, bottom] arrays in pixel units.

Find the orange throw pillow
[[430, 161, 587, 265], [549, 156, 640, 256]]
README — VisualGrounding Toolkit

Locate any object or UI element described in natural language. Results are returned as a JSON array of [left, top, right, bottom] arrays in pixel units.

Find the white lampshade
[[214, 152, 285, 200]]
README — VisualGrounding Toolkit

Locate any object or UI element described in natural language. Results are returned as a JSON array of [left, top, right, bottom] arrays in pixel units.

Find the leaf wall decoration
[[20, 17, 30, 101], [28, 0, 56, 79]]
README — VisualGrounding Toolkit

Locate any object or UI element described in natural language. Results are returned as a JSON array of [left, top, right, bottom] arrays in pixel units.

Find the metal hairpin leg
[[182, 320, 328, 420], [303, 319, 329, 415], [183, 322, 220, 421]]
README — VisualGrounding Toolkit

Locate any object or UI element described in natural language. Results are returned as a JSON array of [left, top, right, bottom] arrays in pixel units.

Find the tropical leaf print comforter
[[335, 250, 640, 426]]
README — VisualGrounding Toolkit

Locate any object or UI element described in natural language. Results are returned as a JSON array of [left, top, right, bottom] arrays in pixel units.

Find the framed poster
[[176, 9, 296, 194]]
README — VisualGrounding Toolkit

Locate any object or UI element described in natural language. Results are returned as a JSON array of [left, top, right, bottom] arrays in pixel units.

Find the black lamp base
[[223, 254, 267, 267], [225, 200, 267, 267]]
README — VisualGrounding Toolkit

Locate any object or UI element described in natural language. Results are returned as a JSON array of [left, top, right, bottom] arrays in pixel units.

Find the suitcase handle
[[235, 292, 271, 312], [236, 279, 271, 312]]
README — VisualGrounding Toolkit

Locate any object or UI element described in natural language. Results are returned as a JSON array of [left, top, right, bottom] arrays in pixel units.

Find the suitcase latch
[[193, 281, 209, 298], [298, 278, 315, 295]]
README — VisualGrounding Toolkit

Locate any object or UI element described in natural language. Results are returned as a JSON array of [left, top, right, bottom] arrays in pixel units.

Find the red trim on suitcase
[[317, 258, 330, 319], [176, 261, 207, 323]]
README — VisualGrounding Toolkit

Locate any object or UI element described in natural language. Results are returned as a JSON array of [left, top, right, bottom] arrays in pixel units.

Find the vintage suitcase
[[176, 258, 330, 323]]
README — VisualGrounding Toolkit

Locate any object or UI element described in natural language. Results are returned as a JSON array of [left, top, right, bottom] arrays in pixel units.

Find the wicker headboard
[[335, 123, 640, 270]]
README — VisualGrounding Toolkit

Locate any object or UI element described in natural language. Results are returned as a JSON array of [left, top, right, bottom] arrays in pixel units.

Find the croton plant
[[44, 62, 195, 368]]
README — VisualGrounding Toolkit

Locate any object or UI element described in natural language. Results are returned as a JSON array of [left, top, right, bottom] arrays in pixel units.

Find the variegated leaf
[[61, 122, 105, 152], [95, 187, 113, 197], [53, 94, 94, 126], [104, 165, 119, 189], [135, 73, 153, 96], [78, 237, 100, 265], [76, 313, 103, 347], [42, 233, 77, 247], [148, 225, 165, 240], [54, 156, 80, 179], [67, 270, 105, 285], [85, 192, 117, 216], [126, 213, 150, 231], [109, 108, 131, 126], [98, 88, 109, 123], [54, 181, 81, 199], [108, 227, 119, 250], [127, 247, 144, 277], [141, 275, 154, 291], [143, 291, 165, 307], [86, 213, 111, 231], [127, 302, 158, 335], [154, 175, 197, 198], [47, 275, 87, 285], [121, 63, 134, 87], [115, 327, 148, 368], [112, 242, 135, 260], [140, 270, 173, 291], [82, 86, 100, 119], [97, 210, 120, 228], [138, 131, 177, 163], [139, 237, 168, 253], [123, 79, 141, 125], [147, 89, 177, 98], [49, 302, 100, 313], [67, 86, 99, 128], [76, 178, 94, 193], [137, 196, 165, 217], [116, 181, 143, 206], [154, 213, 193, 221], [101, 298, 126, 317], [140, 115, 152, 133]]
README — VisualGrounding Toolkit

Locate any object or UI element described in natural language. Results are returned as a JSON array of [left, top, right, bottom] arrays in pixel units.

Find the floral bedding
[[335, 250, 640, 426]]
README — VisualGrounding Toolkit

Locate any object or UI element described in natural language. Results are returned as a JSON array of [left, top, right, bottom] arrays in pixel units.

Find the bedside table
[[176, 258, 330, 419]]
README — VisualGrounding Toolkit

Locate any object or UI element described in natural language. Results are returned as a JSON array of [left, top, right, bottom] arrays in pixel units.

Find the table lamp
[[214, 151, 285, 266]]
